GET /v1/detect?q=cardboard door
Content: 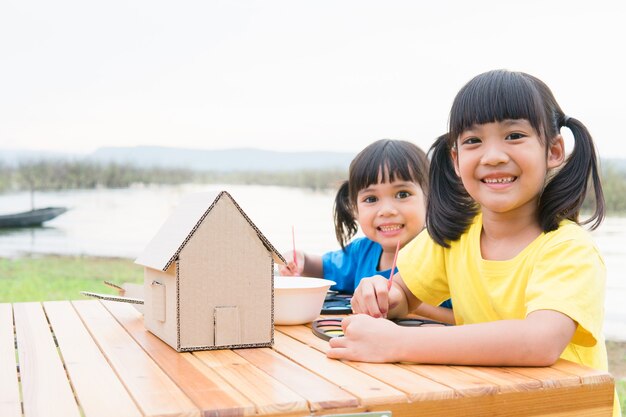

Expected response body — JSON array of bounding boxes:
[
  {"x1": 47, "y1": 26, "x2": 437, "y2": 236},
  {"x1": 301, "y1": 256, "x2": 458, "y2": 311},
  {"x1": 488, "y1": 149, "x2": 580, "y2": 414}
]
[{"x1": 214, "y1": 306, "x2": 241, "y2": 347}]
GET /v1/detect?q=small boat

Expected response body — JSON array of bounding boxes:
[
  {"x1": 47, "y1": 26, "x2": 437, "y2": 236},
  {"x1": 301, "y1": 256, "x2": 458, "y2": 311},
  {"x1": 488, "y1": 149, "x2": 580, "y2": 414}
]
[{"x1": 0, "y1": 207, "x2": 68, "y2": 228}]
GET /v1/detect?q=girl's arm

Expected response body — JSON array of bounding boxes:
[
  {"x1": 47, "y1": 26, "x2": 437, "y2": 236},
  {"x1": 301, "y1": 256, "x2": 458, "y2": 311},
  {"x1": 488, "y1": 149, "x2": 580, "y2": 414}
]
[
  {"x1": 412, "y1": 303, "x2": 456, "y2": 325},
  {"x1": 278, "y1": 251, "x2": 324, "y2": 277},
  {"x1": 327, "y1": 310, "x2": 576, "y2": 366},
  {"x1": 337, "y1": 272, "x2": 576, "y2": 365},
  {"x1": 302, "y1": 253, "x2": 323, "y2": 277}
]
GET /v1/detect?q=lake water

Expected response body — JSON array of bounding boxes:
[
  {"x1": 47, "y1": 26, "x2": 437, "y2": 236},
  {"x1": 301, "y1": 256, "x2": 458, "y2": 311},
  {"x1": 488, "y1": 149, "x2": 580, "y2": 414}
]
[{"x1": 1, "y1": 184, "x2": 625, "y2": 341}]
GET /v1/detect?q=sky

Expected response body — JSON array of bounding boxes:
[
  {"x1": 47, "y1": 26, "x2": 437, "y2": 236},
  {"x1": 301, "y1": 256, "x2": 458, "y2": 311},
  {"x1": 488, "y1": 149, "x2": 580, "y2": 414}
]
[{"x1": 1, "y1": 0, "x2": 625, "y2": 158}]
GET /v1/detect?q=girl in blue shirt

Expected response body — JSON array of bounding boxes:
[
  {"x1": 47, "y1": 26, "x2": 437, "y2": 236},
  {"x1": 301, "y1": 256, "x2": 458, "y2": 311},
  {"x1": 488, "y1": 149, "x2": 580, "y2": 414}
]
[{"x1": 280, "y1": 139, "x2": 453, "y2": 322}]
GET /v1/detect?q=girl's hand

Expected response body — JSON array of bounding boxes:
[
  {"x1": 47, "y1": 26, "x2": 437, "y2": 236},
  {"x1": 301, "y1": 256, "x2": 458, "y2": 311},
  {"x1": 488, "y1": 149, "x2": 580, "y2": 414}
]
[
  {"x1": 278, "y1": 250, "x2": 305, "y2": 276},
  {"x1": 351, "y1": 274, "x2": 403, "y2": 318},
  {"x1": 327, "y1": 314, "x2": 403, "y2": 362}
]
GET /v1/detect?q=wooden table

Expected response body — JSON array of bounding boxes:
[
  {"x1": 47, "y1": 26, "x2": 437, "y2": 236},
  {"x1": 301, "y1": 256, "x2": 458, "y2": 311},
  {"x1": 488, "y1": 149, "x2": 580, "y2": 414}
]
[{"x1": 0, "y1": 300, "x2": 615, "y2": 417}]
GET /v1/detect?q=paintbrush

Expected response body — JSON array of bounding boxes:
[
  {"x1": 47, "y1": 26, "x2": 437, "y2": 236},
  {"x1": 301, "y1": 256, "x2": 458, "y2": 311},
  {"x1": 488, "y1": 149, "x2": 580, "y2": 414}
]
[{"x1": 292, "y1": 225, "x2": 300, "y2": 276}]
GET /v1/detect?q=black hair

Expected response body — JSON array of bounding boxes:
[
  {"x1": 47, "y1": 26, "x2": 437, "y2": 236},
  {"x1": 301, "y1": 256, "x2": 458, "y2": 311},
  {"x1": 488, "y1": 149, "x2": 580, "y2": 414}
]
[
  {"x1": 427, "y1": 69, "x2": 605, "y2": 247},
  {"x1": 334, "y1": 139, "x2": 429, "y2": 249}
]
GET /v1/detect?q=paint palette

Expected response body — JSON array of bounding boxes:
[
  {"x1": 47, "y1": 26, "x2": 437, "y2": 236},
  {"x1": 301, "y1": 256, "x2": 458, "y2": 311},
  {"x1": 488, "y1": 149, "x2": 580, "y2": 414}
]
[
  {"x1": 320, "y1": 292, "x2": 352, "y2": 315},
  {"x1": 312, "y1": 317, "x2": 451, "y2": 341}
]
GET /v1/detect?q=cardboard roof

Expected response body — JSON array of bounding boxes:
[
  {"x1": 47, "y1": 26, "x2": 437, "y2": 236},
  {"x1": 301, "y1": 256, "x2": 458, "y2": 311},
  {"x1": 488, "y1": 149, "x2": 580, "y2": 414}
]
[{"x1": 135, "y1": 191, "x2": 285, "y2": 271}]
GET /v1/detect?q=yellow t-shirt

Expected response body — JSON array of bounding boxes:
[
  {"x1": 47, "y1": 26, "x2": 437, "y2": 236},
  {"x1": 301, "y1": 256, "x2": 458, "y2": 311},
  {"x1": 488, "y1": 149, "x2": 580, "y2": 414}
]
[{"x1": 399, "y1": 213, "x2": 620, "y2": 416}]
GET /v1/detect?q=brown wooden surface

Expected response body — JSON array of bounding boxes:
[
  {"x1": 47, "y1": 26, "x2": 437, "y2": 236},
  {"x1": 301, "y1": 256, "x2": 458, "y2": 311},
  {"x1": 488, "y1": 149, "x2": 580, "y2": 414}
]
[{"x1": 2, "y1": 300, "x2": 616, "y2": 417}]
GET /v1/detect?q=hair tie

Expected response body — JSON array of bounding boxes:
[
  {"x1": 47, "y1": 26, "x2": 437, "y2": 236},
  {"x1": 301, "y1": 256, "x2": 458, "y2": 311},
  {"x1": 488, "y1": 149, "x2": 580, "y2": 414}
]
[{"x1": 561, "y1": 115, "x2": 571, "y2": 126}]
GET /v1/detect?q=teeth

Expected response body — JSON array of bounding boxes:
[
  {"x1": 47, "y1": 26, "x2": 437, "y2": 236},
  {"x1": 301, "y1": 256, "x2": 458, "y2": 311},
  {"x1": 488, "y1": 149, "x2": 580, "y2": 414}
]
[
  {"x1": 379, "y1": 225, "x2": 402, "y2": 232},
  {"x1": 483, "y1": 177, "x2": 514, "y2": 184}
]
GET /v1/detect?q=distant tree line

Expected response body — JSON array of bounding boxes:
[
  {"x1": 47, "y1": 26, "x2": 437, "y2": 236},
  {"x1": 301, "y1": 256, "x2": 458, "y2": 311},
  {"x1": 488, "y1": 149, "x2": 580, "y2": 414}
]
[
  {"x1": 198, "y1": 169, "x2": 346, "y2": 191},
  {"x1": 2, "y1": 160, "x2": 194, "y2": 191},
  {"x1": 0, "y1": 160, "x2": 346, "y2": 193},
  {"x1": 1, "y1": 159, "x2": 625, "y2": 214}
]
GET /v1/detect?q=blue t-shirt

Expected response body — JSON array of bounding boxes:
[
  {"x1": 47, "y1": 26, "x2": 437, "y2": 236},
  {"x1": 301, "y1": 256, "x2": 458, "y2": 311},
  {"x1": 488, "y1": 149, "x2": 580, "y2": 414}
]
[
  {"x1": 322, "y1": 237, "x2": 453, "y2": 310},
  {"x1": 322, "y1": 237, "x2": 393, "y2": 293}
]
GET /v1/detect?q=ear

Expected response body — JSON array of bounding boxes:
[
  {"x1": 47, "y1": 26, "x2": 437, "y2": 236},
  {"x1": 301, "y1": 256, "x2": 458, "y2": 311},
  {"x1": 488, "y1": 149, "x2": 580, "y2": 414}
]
[
  {"x1": 450, "y1": 145, "x2": 461, "y2": 176},
  {"x1": 547, "y1": 135, "x2": 565, "y2": 169}
]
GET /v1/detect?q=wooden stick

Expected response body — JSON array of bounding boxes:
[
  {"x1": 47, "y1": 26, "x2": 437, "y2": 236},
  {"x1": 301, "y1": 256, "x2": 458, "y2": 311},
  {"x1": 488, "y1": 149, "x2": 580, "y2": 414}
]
[{"x1": 292, "y1": 225, "x2": 299, "y2": 275}]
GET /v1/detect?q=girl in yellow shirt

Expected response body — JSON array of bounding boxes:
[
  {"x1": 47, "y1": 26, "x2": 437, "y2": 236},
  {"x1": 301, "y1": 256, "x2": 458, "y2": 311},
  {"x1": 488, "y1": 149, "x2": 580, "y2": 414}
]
[{"x1": 326, "y1": 69, "x2": 619, "y2": 416}]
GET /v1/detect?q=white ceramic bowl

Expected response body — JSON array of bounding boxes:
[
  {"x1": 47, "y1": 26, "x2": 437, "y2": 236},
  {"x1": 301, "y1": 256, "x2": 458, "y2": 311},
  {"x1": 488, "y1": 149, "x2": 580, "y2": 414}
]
[{"x1": 274, "y1": 276, "x2": 336, "y2": 325}]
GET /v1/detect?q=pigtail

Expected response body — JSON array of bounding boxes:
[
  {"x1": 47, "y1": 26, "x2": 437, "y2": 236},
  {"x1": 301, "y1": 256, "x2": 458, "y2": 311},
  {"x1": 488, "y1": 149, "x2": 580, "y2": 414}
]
[
  {"x1": 427, "y1": 134, "x2": 477, "y2": 247},
  {"x1": 333, "y1": 180, "x2": 358, "y2": 250},
  {"x1": 539, "y1": 116, "x2": 605, "y2": 231}
]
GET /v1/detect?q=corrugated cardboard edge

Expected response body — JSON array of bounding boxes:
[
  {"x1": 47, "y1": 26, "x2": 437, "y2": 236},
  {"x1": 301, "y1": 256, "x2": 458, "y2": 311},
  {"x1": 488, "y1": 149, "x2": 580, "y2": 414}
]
[
  {"x1": 138, "y1": 190, "x2": 286, "y2": 272},
  {"x1": 80, "y1": 291, "x2": 145, "y2": 305},
  {"x1": 175, "y1": 341, "x2": 273, "y2": 352},
  {"x1": 176, "y1": 260, "x2": 181, "y2": 351},
  {"x1": 270, "y1": 259, "x2": 275, "y2": 344}
]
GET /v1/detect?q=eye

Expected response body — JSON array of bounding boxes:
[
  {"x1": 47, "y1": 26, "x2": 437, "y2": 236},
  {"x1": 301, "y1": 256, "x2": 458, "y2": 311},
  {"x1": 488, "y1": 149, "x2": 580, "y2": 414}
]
[
  {"x1": 396, "y1": 191, "x2": 411, "y2": 199},
  {"x1": 460, "y1": 136, "x2": 481, "y2": 146},
  {"x1": 505, "y1": 132, "x2": 525, "y2": 140},
  {"x1": 362, "y1": 195, "x2": 378, "y2": 204}
]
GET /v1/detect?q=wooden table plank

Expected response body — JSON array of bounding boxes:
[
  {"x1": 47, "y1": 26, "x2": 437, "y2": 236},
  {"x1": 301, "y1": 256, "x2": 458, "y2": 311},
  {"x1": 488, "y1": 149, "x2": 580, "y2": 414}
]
[
  {"x1": 278, "y1": 323, "x2": 456, "y2": 402},
  {"x1": 235, "y1": 345, "x2": 360, "y2": 412},
  {"x1": 448, "y1": 365, "x2": 543, "y2": 393},
  {"x1": 502, "y1": 364, "x2": 582, "y2": 388},
  {"x1": 13, "y1": 302, "x2": 81, "y2": 417},
  {"x1": 72, "y1": 300, "x2": 199, "y2": 417},
  {"x1": 102, "y1": 300, "x2": 257, "y2": 416},
  {"x1": 364, "y1": 383, "x2": 614, "y2": 417},
  {"x1": 273, "y1": 331, "x2": 408, "y2": 407},
  {"x1": 43, "y1": 301, "x2": 142, "y2": 417},
  {"x1": 0, "y1": 304, "x2": 21, "y2": 417},
  {"x1": 281, "y1": 320, "x2": 615, "y2": 417},
  {"x1": 550, "y1": 358, "x2": 616, "y2": 385},
  {"x1": 192, "y1": 348, "x2": 309, "y2": 416},
  {"x1": 278, "y1": 323, "x2": 331, "y2": 352}
]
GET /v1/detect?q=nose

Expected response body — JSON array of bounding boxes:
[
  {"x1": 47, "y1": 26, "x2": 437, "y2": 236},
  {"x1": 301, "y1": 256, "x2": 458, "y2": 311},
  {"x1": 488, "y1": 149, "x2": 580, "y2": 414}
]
[
  {"x1": 480, "y1": 142, "x2": 509, "y2": 166},
  {"x1": 378, "y1": 198, "x2": 398, "y2": 216}
]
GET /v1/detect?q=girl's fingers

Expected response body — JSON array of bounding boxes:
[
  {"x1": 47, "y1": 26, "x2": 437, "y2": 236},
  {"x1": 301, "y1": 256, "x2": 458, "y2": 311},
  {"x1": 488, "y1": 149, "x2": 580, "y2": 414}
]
[
  {"x1": 327, "y1": 316, "x2": 353, "y2": 356},
  {"x1": 341, "y1": 314, "x2": 353, "y2": 331},
  {"x1": 327, "y1": 315, "x2": 401, "y2": 362},
  {"x1": 374, "y1": 278, "x2": 390, "y2": 318},
  {"x1": 326, "y1": 345, "x2": 347, "y2": 359},
  {"x1": 278, "y1": 261, "x2": 299, "y2": 276},
  {"x1": 350, "y1": 286, "x2": 367, "y2": 314},
  {"x1": 352, "y1": 276, "x2": 388, "y2": 318},
  {"x1": 364, "y1": 286, "x2": 384, "y2": 318},
  {"x1": 328, "y1": 334, "x2": 347, "y2": 348}
]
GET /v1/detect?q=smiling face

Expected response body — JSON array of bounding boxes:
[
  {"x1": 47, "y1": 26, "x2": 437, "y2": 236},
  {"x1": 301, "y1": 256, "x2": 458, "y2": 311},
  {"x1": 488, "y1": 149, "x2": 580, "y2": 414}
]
[
  {"x1": 355, "y1": 174, "x2": 426, "y2": 252},
  {"x1": 450, "y1": 119, "x2": 564, "y2": 219}
]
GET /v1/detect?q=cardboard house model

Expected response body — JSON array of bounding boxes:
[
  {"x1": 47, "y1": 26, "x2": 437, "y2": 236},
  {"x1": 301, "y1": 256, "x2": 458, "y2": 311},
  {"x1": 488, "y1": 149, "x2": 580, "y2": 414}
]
[{"x1": 134, "y1": 191, "x2": 285, "y2": 352}]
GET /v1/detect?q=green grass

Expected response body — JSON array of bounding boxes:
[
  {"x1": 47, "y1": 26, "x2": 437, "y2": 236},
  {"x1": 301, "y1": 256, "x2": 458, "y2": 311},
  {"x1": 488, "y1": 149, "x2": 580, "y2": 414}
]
[{"x1": 0, "y1": 255, "x2": 143, "y2": 302}]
